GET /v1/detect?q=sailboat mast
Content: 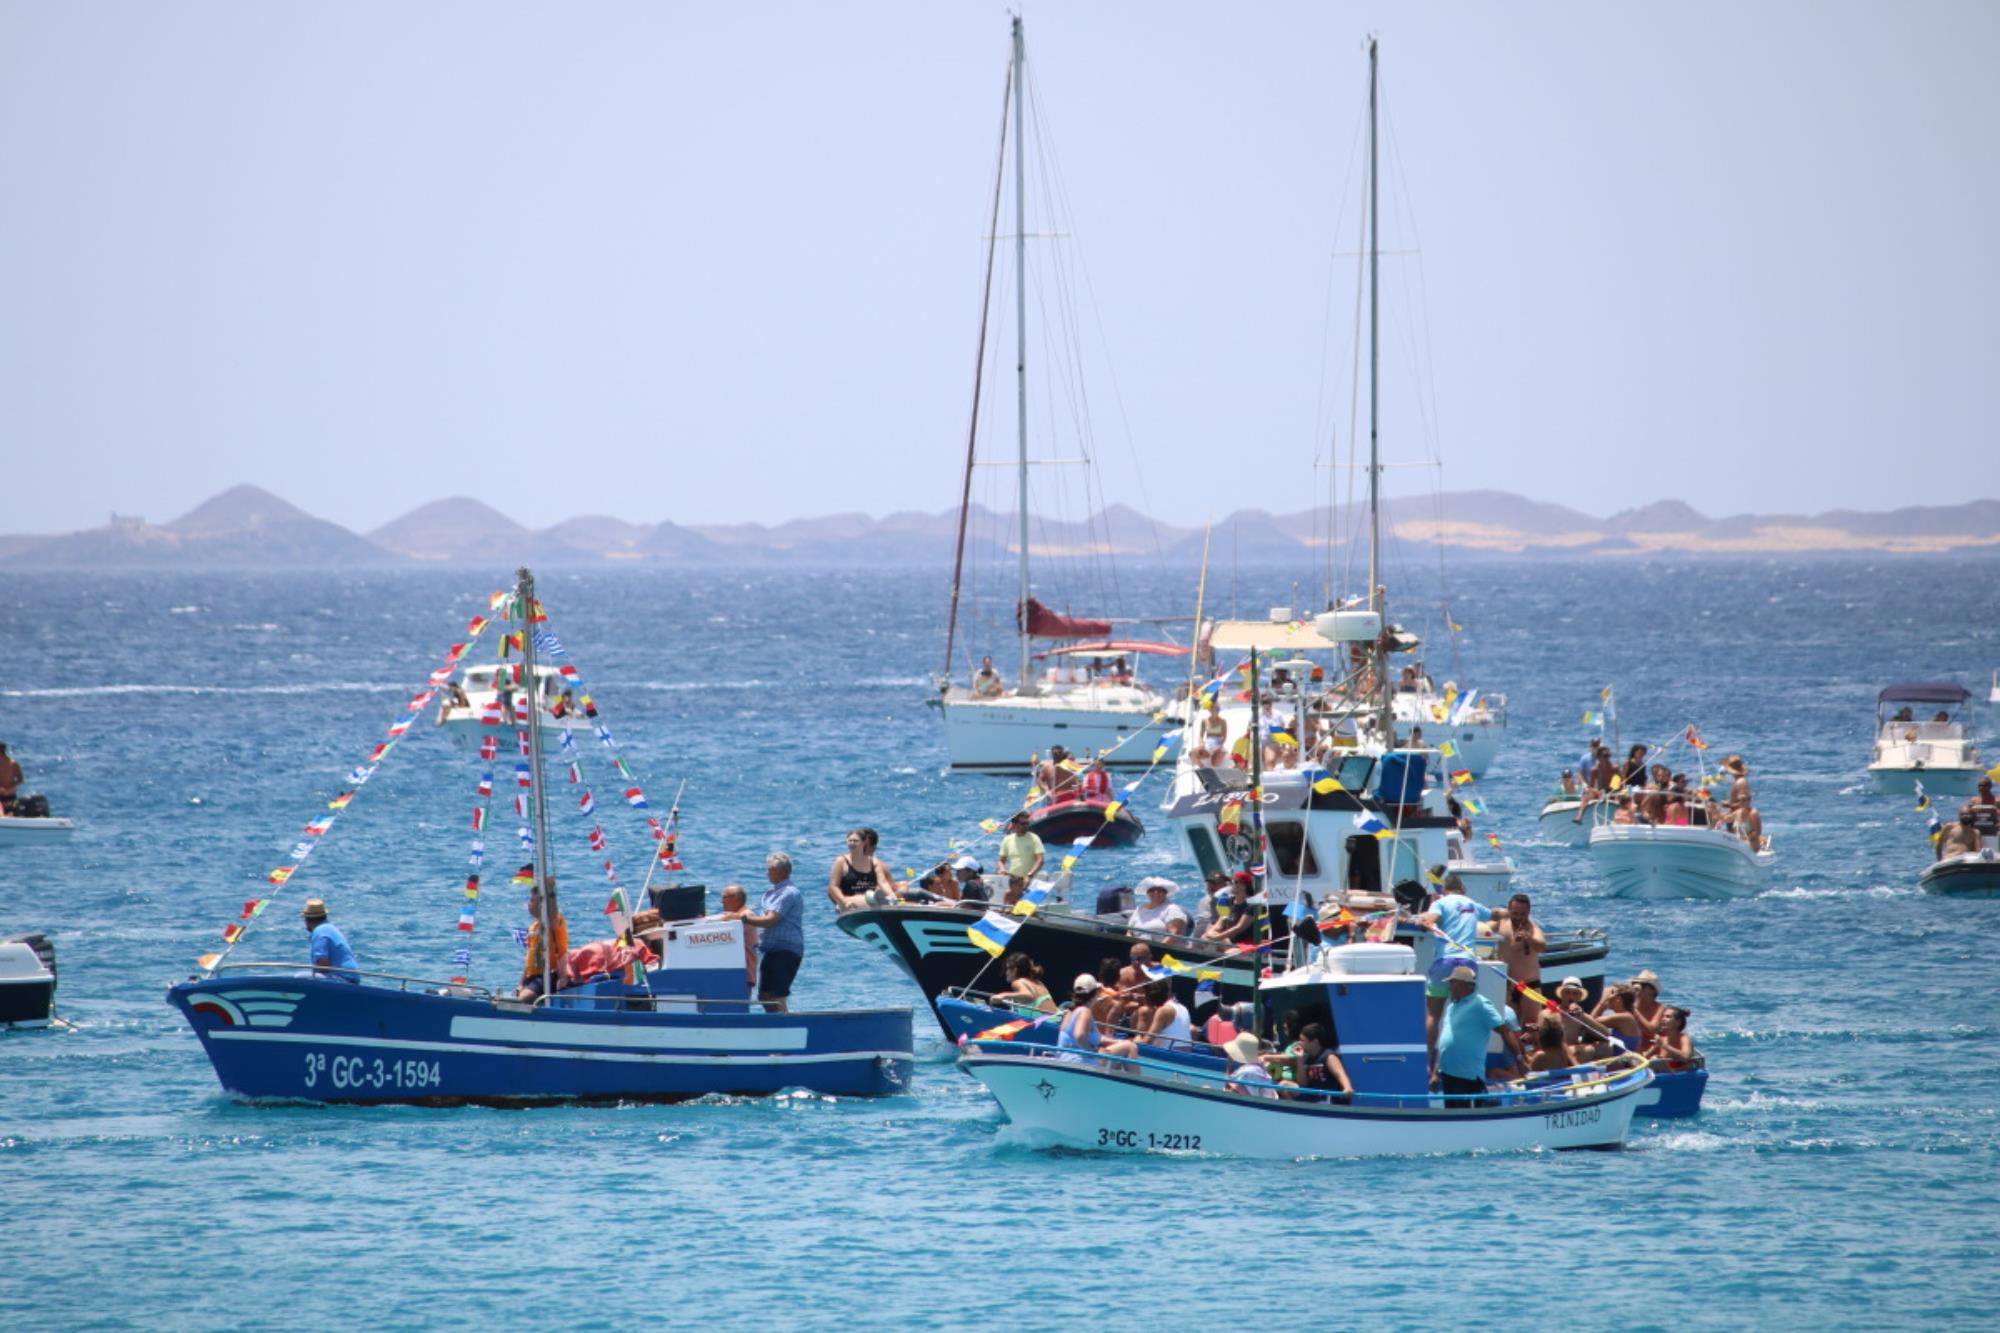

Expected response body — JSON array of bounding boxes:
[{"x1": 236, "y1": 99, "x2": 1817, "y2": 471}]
[
  {"x1": 1366, "y1": 38, "x2": 1381, "y2": 616},
  {"x1": 1012, "y1": 15, "x2": 1035, "y2": 696},
  {"x1": 517, "y1": 567, "x2": 557, "y2": 998},
  {"x1": 941, "y1": 63, "x2": 1014, "y2": 687}
]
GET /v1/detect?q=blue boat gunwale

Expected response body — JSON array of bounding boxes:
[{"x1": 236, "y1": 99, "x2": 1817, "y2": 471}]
[
  {"x1": 175, "y1": 961, "x2": 913, "y2": 1022},
  {"x1": 959, "y1": 1042, "x2": 1653, "y2": 1123}
]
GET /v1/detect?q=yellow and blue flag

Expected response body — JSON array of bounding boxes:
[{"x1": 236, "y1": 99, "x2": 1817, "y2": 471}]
[{"x1": 967, "y1": 910, "x2": 1020, "y2": 957}]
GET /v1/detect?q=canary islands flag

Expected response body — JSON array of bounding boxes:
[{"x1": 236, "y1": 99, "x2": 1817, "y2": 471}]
[{"x1": 967, "y1": 909, "x2": 1020, "y2": 957}]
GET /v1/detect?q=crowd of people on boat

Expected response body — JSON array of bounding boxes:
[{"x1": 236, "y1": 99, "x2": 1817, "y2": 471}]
[{"x1": 1557, "y1": 742, "x2": 1766, "y2": 849}]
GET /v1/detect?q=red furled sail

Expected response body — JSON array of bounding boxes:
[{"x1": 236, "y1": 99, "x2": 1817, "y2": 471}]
[{"x1": 1018, "y1": 597, "x2": 1112, "y2": 639}]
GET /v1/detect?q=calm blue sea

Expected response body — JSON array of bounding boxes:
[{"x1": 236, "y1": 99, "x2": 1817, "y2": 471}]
[{"x1": 3, "y1": 559, "x2": 1999, "y2": 1330}]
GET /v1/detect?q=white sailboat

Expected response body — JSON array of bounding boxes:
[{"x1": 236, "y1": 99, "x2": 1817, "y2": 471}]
[{"x1": 932, "y1": 19, "x2": 1180, "y2": 773}]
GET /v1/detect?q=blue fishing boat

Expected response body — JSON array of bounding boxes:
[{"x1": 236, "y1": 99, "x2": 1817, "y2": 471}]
[
  {"x1": 169, "y1": 964, "x2": 910, "y2": 1106},
  {"x1": 167, "y1": 568, "x2": 913, "y2": 1106}
]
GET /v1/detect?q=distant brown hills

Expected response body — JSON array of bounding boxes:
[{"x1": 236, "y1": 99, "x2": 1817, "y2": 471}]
[{"x1": 3, "y1": 484, "x2": 1997, "y2": 567}]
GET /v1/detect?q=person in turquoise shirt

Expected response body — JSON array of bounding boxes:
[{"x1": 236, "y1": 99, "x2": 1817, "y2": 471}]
[{"x1": 1433, "y1": 965, "x2": 1522, "y2": 1105}]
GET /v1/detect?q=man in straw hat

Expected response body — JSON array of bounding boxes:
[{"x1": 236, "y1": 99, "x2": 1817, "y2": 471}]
[
  {"x1": 1432, "y1": 964, "x2": 1523, "y2": 1106},
  {"x1": 302, "y1": 898, "x2": 360, "y2": 984}
]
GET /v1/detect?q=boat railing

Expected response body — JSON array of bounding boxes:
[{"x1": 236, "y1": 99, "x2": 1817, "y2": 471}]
[
  {"x1": 962, "y1": 1038, "x2": 1651, "y2": 1109},
  {"x1": 198, "y1": 961, "x2": 499, "y2": 998}
]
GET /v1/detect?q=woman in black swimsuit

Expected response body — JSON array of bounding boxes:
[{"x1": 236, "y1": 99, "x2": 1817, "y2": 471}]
[{"x1": 827, "y1": 827, "x2": 895, "y2": 912}]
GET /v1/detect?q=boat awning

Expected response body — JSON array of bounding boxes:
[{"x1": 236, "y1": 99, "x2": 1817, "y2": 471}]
[
  {"x1": 1033, "y1": 640, "x2": 1189, "y2": 660},
  {"x1": 1205, "y1": 619, "x2": 1344, "y2": 652},
  {"x1": 1878, "y1": 682, "x2": 1969, "y2": 705}
]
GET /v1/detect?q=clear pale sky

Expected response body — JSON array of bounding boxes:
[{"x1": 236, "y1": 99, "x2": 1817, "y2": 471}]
[{"x1": 2, "y1": 2, "x2": 1994, "y2": 535}]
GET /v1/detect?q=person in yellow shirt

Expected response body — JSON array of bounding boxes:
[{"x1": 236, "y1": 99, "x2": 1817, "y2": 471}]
[{"x1": 998, "y1": 811, "x2": 1045, "y2": 906}]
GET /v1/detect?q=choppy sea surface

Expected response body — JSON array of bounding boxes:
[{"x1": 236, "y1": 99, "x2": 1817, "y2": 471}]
[{"x1": 3, "y1": 559, "x2": 1999, "y2": 1330}]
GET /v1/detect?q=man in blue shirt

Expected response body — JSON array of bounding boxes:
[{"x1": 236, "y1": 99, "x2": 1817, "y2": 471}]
[
  {"x1": 1433, "y1": 965, "x2": 1523, "y2": 1105},
  {"x1": 303, "y1": 898, "x2": 360, "y2": 984},
  {"x1": 734, "y1": 852, "x2": 804, "y2": 1013},
  {"x1": 1413, "y1": 876, "x2": 1504, "y2": 1066}
]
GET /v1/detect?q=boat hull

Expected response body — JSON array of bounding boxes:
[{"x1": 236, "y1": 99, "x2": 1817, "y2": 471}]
[
  {"x1": 167, "y1": 972, "x2": 913, "y2": 1105},
  {"x1": 1919, "y1": 851, "x2": 2000, "y2": 898},
  {"x1": 1869, "y1": 765, "x2": 1979, "y2": 797},
  {"x1": 960, "y1": 1050, "x2": 1648, "y2": 1158},
  {"x1": 939, "y1": 695, "x2": 1174, "y2": 772},
  {"x1": 1537, "y1": 800, "x2": 1592, "y2": 848},
  {"x1": 0, "y1": 816, "x2": 75, "y2": 847},
  {"x1": 1634, "y1": 1067, "x2": 1708, "y2": 1119},
  {"x1": 1025, "y1": 800, "x2": 1144, "y2": 848},
  {"x1": 1588, "y1": 825, "x2": 1772, "y2": 900}
]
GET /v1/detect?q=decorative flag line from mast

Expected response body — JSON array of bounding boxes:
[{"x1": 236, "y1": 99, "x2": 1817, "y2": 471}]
[
  {"x1": 449, "y1": 728, "x2": 501, "y2": 984},
  {"x1": 202, "y1": 606, "x2": 499, "y2": 970}
]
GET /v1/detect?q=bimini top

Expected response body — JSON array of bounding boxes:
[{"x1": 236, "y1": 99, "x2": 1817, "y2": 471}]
[{"x1": 1878, "y1": 682, "x2": 1969, "y2": 705}]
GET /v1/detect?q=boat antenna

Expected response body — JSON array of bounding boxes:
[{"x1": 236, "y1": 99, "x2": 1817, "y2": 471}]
[
  {"x1": 1246, "y1": 646, "x2": 1269, "y2": 1037},
  {"x1": 517, "y1": 567, "x2": 558, "y2": 1000},
  {"x1": 941, "y1": 58, "x2": 1013, "y2": 688},
  {"x1": 1011, "y1": 15, "x2": 1036, "y2": 698},
  {"x1": 1184, "y1": 518, "x2": 1213, "y2": 706}
]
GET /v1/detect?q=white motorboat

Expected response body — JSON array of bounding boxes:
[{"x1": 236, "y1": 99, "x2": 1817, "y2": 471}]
[
  {"x1": 1919, "y1": 847, "x2": 2000, "y2": 898},
  {"x1": 960, "y1": 937, "x2": 1649, "y2": 1159},
  {"x1": 435, "y1": 662, "x2": 571, "y2": 741},
  {"x1": 1868, "y1": 682, "x2": 1981, "y2": 796},
  {"x1": 1588, "y1": 822, "x2": 1774, "y2": 900},
  {"x1": 930, "y1": 20, "x2": 1185, "y2": 774},
  {"x1": 0, "y1": 813, "x2": 75, "y2": 847},
  {"x1": 1537, "y1": 798, "x2": 1593, "y2": 848},
  {"x1": 0, "y1": 933, "x2": 57, "y2": 1027}
]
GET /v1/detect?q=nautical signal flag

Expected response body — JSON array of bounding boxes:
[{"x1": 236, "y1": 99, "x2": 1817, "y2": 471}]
[
  {"x1": 480, "y1": 735, "x2": 498, "y2": 761},
  {"x1": 578, "y1": 790, "x2": 596, "y2": 816},
  {"x1": 515, "y1": 764, "x2": 532, "y2": 788},
  {"x1": 1450, "y1": 770, "x2": 1473, "y2": 786},
  {"x1": 1914, "y1": 782, "x2": 1930, "y2": 812},
  {"x1": 1217, "y1": 801, "x2": 1243, "y2": 834},
  {"x1": 1312, "y1": 776, "x2": 1345, "y2": 795},
  {"x1": 472, "y1": 807, "x2": 487, "y2": 831},
  {"x1": 1608, "y1": 772, "x2": 1624, "y2": 791},
  {"x1": 464, "y1": 876, "x2": 480, "y2": 899},
  {"x1": 477, "y1": 774, "x2": 493, "y2": 798},
  {"x1": 967, "y1": 909, "x2": 1020, "y2": 957},
  {"x1": 329, "y1": 792, "x2": 354, "y2": 810},
  {"x1": 222, "y1": 923, "x2": 244, "y2": 943},
  {"x1": 1684, "y1": 725, "x2": 1708, "y2": 751},
  {"x1": 589, "y1": 825, "x2": 607, "y2": 852},
  {"x1": 1438, "y1": 741, "x2": 1456, "y2": 759},
  {"x1": 457, "y1": 910, "x2": 475, "y2": 932},
  {"x1": 1013, "y1": 878, "x2": 1055, "y2": 918},
  {"x1": 979, "y1": 818, "x2": 1002, "y2": 834},
  {"x1": 1460, "y1": 795, "x2": 1484, "y2": 816},
  {"x1": 1352, "y1": 812, "x2": 1394, "y2": 840},
  {"x1": 267, "y1": 866, "x2": 295, "y2": 886},
  {"x1": 512, "y1": 866, "x2": 535, "y2": 885},
  {"x1": 1486, "y1": 832, "x2": 1503, "y2": 849},
  {"x1": 466, "y1": 615, "x2": 488, "y2": 637},
  {"x1": 481, "y1": 702, "x2": 503, "y2": 726},
  {"x1": 305, "y1": 817, "x2": 333, "y2": 836},
  {"x1": 240, "y1": 899, "x2": 267, "y2": 920},
  {"x1": 1102, "y1": 800, "x2": 1124, "y2": 822}
]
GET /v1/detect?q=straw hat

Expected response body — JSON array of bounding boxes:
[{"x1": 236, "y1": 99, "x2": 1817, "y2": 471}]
[
  {"x1": 1223, "y1": 1031, "x2": 1263, "y2": 1065},
  {"x1": 302, "y1": 898, "x2": 328, "y2": 921},
  {"x1": 1721, "y1": 755, "x2": 1747, "y2": 776},
  {"x1": 1631, "y1": 969, "x2": 1661, "y2": 990}
]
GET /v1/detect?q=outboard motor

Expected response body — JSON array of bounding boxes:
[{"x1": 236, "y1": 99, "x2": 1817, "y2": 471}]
[
  {"x1": 1095, "y1": 885, "x2": 1134, "y2": 916},
  {"x1": 15, "y1": 794, "x2": 50, "y2": 819}
]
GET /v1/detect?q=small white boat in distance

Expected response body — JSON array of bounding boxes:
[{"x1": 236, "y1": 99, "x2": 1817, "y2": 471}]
[
  {"x1": 1869, "y1": 682, "x2": 1980, "y2": 796},
  {"x1": 1990, "y1": 670, "x2": 2000, "y2": 705},
  {"x1": 0, "y1": 933, "x2": 57, "y2": 1027},
  {"x1": 1538, "y1": 797, "x2": 1592, "y2": 848},
  {"x1": 1589, "y1": 821, "x2": 1773, "y2": 900},
  {"x1": 435, "y1": 663, "x2": 570, "y2": 739},
  {"x1": 0, "y1": 814, "x2": 75, "y2": 847}
]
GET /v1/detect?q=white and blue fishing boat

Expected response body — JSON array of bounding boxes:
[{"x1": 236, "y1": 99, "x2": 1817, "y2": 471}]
[
  {"x1": 959, "y1": 940, "x2": 1651, "y2": 1158},
  {"x1": 167, "y1": 569, "x2": 913, "y2": 1106},
  {"x1": 1537, "y1": 797, "x2": 1592, "y2": 848}
]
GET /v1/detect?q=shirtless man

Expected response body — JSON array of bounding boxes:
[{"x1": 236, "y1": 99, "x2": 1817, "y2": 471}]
[
  {"x1": 1959, "y1": 778, "x2": 2000, "y2": 851},
  {"x1": 0, "y1": 742, "x2": 22, "y2": 816},
  {"x1": 1492, "y1": 893, "x2": 1547, "y2": 1025},
  {"x1": 1721, "y1": 755, "x2": 1752, "y2": 811}
]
